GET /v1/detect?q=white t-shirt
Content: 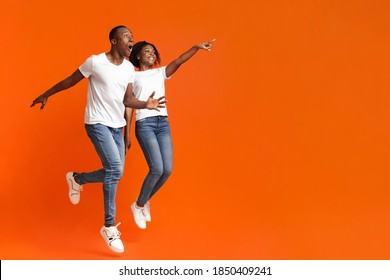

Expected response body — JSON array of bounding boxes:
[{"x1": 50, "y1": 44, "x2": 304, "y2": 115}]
[
  {"x1": 79, "y1": 53, "x2": 135, "y2": 128},
  {"x1": 132, "y1": 67, "x2": 170, "y2": 121}
]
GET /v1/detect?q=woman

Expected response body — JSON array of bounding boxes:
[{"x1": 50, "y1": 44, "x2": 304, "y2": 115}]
[{"x1": 128, "y1": 39, "x2": 215, "y2": 229}]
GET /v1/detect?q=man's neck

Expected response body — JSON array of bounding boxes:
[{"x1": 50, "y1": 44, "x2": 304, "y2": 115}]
[{"x1": 105, "y1": 50, "x2": 124, "y2": 65}]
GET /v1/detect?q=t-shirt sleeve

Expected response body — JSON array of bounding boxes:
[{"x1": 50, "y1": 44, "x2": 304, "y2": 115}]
[
  {"x1": 162, "y1": 66, "x2": 171, "y2": 80},
  {"x1": 79, "y1": 56, "x2": 94, "y2": 78},
  {"x1": 128, "y1": 65, "x2": 135, "y2": 84}
]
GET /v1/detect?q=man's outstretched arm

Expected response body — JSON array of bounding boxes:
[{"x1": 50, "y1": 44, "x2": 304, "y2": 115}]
[{"x1": 30, "y1": 69, "x2": 85, "y2": 110}]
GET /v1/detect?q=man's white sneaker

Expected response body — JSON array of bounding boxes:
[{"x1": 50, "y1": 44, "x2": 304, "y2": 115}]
[
  {"x1": 144, "y1": 201, "x2": 151, "y2": 222},
  {"x1": 131, "y1": 202, "x2": 147, "y2": 229},
  {"x1": 66, "y1": 172, "x2": 83, "y2": 205},
  {"x1": 100, "y1": 223, "x2": 124, "y2": 253}
]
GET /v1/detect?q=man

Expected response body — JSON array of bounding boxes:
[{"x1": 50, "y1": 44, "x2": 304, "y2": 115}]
[{"x1": 30, "y1": 25, "x2": 165, "y2": 253}]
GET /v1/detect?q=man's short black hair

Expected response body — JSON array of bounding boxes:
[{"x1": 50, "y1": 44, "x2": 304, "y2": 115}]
[{"x1": 109, "y1": 25, "x2": 127, "y2": 41}]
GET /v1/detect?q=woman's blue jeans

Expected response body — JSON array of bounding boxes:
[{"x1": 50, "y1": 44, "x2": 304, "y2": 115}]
[
  {"x1": 135, "y1": 116, "x2": 173, "y2": 205},
  {"x1": 77, "y1": 124, "x2": 125, "y2": 227}
]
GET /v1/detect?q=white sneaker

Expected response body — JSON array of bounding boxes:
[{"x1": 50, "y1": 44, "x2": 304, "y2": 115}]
[
  {"x1": 144, "y1": 201, "x2": 151, "y2": 222},
  {"x1": 131, "y1": 202, "x2": 147, "y2": 229},
  {"x1": 66, "y1": 172, "x2": 83, "y2": 205},
  {"x1": 100, "y1": 223, "x2": 124, "y2": 253}
]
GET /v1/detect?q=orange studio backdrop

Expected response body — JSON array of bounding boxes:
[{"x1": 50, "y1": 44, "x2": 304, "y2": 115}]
[{"x1": 1, "y1": 0, "x2": 390, "y2": 259}]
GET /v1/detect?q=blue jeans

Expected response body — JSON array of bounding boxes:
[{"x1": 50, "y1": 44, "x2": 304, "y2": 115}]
[
  {"x1": 136, "y1": 116, "x2": 173, "y2": 205},
  {"x1": 76, "y1": 124, "x2": 125, "y2": 227}
]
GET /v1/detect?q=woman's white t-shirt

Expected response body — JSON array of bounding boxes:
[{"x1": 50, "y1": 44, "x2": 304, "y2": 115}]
[{"x1": 132, "y1": 67, "x2": 170, "y2": 121}]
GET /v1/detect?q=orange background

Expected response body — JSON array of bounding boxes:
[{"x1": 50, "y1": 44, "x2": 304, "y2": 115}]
[{"x1": 1, "y1": 0, "x2": 390, "y2": 260}]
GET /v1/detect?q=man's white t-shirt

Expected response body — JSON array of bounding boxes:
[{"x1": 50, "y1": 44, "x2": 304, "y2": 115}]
[
  {"x1": 132, "y1": 67, "x2": 170, "y2": 121},
  {"x1": 79, "y1": 53, "x2": 135, "y2": 128}
]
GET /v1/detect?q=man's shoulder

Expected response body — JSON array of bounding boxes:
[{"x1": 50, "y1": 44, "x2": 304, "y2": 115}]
[
  {"x1": 81, "y1": 53, "x2": 104, "y2": 64},
  {"x1": 89, "y1": 53, "x2": 105, "y2": 61}
]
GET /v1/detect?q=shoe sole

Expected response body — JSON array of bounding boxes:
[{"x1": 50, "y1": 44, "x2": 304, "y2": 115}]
[{"x1": 66, "y1": 172, "x2": 79, "y2": 205}]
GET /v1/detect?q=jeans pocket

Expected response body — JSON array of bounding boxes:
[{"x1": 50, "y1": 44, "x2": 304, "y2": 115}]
[{"x1": 136, "y1": 118, "x2": 148, "y2": 123}]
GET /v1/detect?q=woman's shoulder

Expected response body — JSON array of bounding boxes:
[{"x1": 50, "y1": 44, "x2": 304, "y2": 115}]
[{"x1": 135, "y1": 67, "x2": 166, "y2": 76}]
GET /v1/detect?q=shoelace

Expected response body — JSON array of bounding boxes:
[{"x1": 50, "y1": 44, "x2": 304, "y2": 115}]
[
  {"x1": 134, "y1": 203, "x2": 147, "y2": 216},
  {"x1": 111, "y1": 222, "x2": 122, "y2": 238}
]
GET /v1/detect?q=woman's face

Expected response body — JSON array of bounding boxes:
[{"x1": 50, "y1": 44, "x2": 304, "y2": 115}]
[{"x1": 138, "y1": 44, "x2": 157, "y2": 67}]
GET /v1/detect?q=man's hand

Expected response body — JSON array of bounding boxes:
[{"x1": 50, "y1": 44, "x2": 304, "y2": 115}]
[
  {"x1": 30, "y1": 94, "x2": 48, "y2": 110},
  {"x1": 146, "y1": 91, "x2": 167, "y2": 111},
  {"x1": 124, "y1": 134, "x2": 131, "y2": 155}
]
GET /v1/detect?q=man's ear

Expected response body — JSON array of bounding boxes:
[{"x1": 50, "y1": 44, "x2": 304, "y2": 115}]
[{"x1": 111, "y1": 39, "x2": 117, "y2": 45}]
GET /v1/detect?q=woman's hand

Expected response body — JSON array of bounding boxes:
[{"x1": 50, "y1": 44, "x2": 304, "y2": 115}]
[{"x1": 196, "y1": 39, "x2": 216, "y2": 51}]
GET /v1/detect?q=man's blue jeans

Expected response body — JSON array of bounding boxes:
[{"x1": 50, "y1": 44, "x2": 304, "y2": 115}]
[
  {"x1": 135, "y1": 116, "x2": 173, "y2": 205},
  {"x1": 77, "y1": 124, "x2": 125, "y2": 227}
]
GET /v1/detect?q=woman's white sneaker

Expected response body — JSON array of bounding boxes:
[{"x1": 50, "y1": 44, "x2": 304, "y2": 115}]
[
  {"x1": 131, "y1": 202, "x2": 147, "y2": 229},
  {"x1": 144, "y1": 201, "x2": 151, "y2": 222},
  {"x1": 100, "y1": 223, "x2": 124, "y2": 253}
]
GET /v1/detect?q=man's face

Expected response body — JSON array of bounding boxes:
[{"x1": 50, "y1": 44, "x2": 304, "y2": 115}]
[{"x1": 114, "y1": 27, "x2": 134, "y2": 58}]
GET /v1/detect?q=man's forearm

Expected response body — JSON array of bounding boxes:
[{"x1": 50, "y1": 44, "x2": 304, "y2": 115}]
[
  {"x1": 42, "y1": 70, "x2": 84, "y2": 98},
  {"x1": 123, "y1": 95, "x2": 147, "y2": 109}
]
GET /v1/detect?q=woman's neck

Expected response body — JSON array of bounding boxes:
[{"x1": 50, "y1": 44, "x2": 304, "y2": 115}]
[{"x1": 139, "y1": 64, "x2": 152, "y2": 71}]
